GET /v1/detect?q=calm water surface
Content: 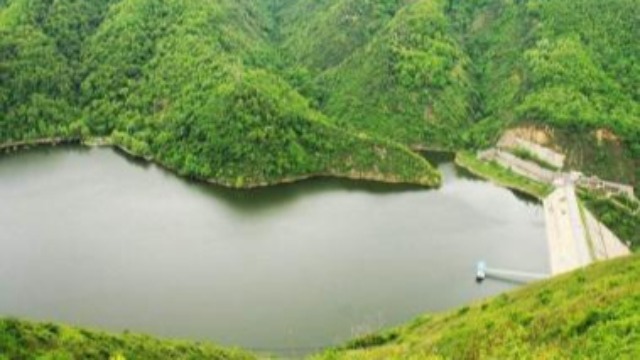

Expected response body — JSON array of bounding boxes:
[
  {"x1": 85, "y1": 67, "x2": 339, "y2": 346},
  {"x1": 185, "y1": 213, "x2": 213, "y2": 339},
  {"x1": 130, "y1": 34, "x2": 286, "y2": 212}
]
[{"x1": 0, "y1": 147, "x2": 548, "y2": 353}]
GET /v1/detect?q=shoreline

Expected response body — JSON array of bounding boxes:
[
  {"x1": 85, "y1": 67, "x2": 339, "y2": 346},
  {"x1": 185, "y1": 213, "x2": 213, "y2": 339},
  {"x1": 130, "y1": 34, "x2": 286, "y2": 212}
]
[
  {"x1": 115, "y1": 145, "x2": 440, "y2": 190},
  {"x1": 454, "y1": 152, "x2": 552, "y2": 200},
  {"x1": 1, "y1": 137, "x2": 440, "y2": 190},
  {"x1": 0, "y1": 137, "x2": 81, "y2": 151}
]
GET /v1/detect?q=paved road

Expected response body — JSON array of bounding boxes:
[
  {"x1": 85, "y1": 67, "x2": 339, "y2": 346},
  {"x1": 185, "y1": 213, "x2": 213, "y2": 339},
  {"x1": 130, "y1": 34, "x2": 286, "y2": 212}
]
[
  {"x1": 544, "y1": 184, "x2": 593, "y2": 274},
  {"x1": 564, "y1": 184, "x2": 593, "y2": 266}
]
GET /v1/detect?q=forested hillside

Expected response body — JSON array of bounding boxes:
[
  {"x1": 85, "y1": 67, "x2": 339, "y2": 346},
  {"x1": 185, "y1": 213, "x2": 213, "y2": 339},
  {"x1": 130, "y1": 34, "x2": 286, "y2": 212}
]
[
  {"x1": 452, "y1": 0, "x2": 640, "y2": 186},
  {"x1": 318, "y1": 0, "x2": 474, "y2": 148},
  {"x1": 1, "y1": 0, "x2": 638, "y2": 188},
  {"x1": 0, "y1": 0, "x2": 439, "y2": 188}
]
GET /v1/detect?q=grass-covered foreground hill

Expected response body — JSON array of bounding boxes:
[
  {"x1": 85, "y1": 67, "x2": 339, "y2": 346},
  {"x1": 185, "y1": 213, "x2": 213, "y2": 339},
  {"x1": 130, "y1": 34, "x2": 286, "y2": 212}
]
[
  {"x1": 1, "y1": 0, "x2": 638, "y2": 188},
  {"x1": 0, "y1": 318, "x2": 256, "y2": 360},
  {"x1": 2, "y1": 254, "x2": 639, "y2": 359}
]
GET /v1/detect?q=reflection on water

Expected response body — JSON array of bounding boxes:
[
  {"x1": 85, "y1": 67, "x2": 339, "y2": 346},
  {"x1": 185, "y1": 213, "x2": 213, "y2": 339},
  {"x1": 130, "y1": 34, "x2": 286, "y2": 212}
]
[
  {"x1": 452, "y1": 163, "x2": 484, "y2": 181},
  {"x1": 420, "y1": 150, "x2": 456, "y2": 166},
  {"x1": 114, "y1": 146, "x2": 433, "y2": 214},
  {"x1": 509, "y1": 189, "x2": 542, "y2": 205},
  {"x1": 0, "y1": 146, "x2": 548, "y2": 352},
  {"x1": 196, "y1": 177, "x2": 431, "y2": 215}
]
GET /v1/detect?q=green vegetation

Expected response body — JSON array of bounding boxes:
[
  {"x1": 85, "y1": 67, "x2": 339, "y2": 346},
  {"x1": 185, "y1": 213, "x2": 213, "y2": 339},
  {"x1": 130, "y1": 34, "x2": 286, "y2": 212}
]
[
  {"x1": 316, "y1": 254, "x2": 640, "y2": 359},
  {"x1": 455, "y1": 152, "x2": 553, "y2": 199},
  {"x1": 452, "y1": 0, "x2": 640, "y2": 187},
  {"x1": 0, "y1": 318, "x2": 255, "y2": 360},
  {"x1": 0, "y1": 0, "x2": 439, "y2": 188},
  {"x1": 510, "y1": 146, "x2": 560, "y2": 171},
  {"x1": 274, "y1": 0, "x2": 406, "y2": 72},
  {"x1": 272, "y1": 0, "x2": 639, "y2": 186},
  {"x1": 1, "y1": 1, "x2": 638, "y2": 358},
  {"x1": 553, "y1": 130, "x2": 639, "y2": 191},
  {"x1": 317, "y1": 0, "x2": 474, "y2": 148},
  {"x1": 581, "y1": 192, "x2": 640, "y2": 251},
  {"x1": 2, "y1": 0, "x2": 638, "y2": 188}
]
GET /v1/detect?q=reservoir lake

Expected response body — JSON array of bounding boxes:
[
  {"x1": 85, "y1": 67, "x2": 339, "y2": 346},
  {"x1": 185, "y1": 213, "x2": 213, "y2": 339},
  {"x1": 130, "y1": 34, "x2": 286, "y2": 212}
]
[{"x1": 0, "y1": 146, "x2": 548, "y2": 353}]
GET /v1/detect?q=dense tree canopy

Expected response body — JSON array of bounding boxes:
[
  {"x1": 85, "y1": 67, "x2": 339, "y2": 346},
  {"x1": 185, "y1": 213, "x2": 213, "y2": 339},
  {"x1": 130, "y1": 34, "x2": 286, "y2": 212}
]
[
  {"x1": 0, "y1": 0, "x2": 637, "y2": 187},
  {"x1": 0, "y1": 0, "x2": 439, "y2": 187}
]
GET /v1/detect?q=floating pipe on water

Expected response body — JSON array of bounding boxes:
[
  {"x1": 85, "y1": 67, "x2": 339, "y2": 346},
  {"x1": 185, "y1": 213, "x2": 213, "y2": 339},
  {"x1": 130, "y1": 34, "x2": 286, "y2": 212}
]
[{"x1": 476, "y1": 261, "x2": 548, "y2": 284}]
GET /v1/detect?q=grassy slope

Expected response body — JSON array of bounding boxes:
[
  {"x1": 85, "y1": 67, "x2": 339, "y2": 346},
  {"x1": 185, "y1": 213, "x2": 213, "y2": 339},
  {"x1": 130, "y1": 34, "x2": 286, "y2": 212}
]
[
  {"x1": 315, "y1": 254, "x2": 640, "y2": 359},
  {"x1": 0, "y1": 318, "x2": 255, "y2": 360},
  {"x1": 455, "y1": 152, "x2": 553, "y2": 200}
]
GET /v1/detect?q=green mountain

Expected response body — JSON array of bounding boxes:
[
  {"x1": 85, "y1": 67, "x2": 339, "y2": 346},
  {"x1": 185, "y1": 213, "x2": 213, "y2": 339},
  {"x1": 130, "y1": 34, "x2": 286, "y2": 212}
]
[
  {"x1": 1, "y1": 0, "x2": 638, "y2": 189},
  {"x1": 2, "y1": 254, "x2": 639, "y2": 359},
  {"x1": 272, "y1": 0, "x2": 639, "y2": 185},
  {"x1": 455, "y1": 0, "x2": 640, "y2": 186},
  {"x1": 0, "y1": 0, "x2": 439, "y2": 188},
  {"x1": 316, "y1": 0, "x2": 474, "y2": 148}
]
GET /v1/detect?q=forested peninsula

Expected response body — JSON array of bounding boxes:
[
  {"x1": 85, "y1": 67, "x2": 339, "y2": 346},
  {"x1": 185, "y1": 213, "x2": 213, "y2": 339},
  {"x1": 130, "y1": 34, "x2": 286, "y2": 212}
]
[{"x1": 1, "y1": 0, "x2": 638, "y2": 189}]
